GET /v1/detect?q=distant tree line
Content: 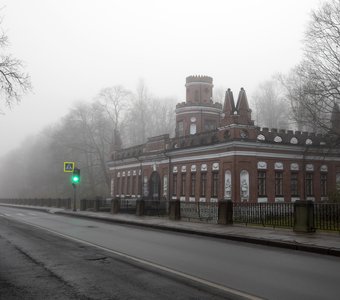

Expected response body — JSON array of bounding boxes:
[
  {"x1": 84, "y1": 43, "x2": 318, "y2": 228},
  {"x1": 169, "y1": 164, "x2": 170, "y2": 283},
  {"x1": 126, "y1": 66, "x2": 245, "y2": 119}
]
[
  {"x1": 252, "y1": 0, "x2": 340, "y2": 144},
  {"x1": 0, "y1": 81, "x2": 176, "y2": 199}
]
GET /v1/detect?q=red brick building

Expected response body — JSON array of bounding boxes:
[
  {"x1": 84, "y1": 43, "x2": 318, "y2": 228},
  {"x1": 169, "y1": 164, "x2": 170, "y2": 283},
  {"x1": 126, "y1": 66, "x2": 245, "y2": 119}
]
[{"x1": 107, "y1": 75, "x2": 340, "y2": 203}]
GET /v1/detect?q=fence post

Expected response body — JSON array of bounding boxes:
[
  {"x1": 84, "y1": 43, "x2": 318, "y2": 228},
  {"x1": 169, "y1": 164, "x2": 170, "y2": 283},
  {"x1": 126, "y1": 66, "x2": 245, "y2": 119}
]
[
  {"x1": 94, "y1": 197, "x2": 101, "y2": 212},
  {"x1": 67, "y1": 198, "x2": 71, "y2": 209},
  {"x1": 111, "y1": 198, "x2": 120, "y2": 214},
  {"x1": 136, "y1": 199, "x2": 145, "y2": 216},
  {"x1": 80, "y1": 199, "x2": 86, "y2": 211},
  {"x1": 293, "y1": 200, "x2": 315, "y2": 233},
  {"x1": 169, "y1": 199, "x2": 180, "y2": 220},
  {"x1": 218, "y1": 200, "x2": 233, "y2": 225}
]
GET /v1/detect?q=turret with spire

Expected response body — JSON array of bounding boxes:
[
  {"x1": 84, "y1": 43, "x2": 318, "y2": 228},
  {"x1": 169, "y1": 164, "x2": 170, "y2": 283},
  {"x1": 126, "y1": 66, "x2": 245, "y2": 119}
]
[{"x1": 220, "y1": 87, "x2": 254, "y2": 126}]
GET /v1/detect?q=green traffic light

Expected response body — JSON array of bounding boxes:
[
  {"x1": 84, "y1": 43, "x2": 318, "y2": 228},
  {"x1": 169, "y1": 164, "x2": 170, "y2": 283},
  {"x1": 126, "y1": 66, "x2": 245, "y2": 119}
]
[
  {"x1": 71, "y1": 168, "x2": 80, "y2": 184},
  {"x1": 72, "y1": 176, "x2": 79, "y2": 183}
]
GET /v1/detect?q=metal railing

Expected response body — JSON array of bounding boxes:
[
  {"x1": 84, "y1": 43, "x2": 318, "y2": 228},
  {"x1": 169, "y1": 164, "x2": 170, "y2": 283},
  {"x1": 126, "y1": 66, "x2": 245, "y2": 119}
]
[
  {"x1": 233, "y1": 203, "x2": 294, "y2": 228},
  {"x1": 119, "y1": 198, "x2": 137, "y2": 214},
  {"x1": 143, "y1": 200, "x2": 167, "y2": 216},
  {"x1": 180, "y1": 202, "x2": 218, "y2": 223},
  {"x1": 2, "y1": 197, "x2": 340, "y2": 232},
  {"x1": 80, "y1": 198, "x2": 112, "y2": 212},
  {"x1": 314, "y1": 203, "x2": 340, "y2": 231},
  {"x1": 0, "y1": 198, "x2": 71, "y2": 209}
]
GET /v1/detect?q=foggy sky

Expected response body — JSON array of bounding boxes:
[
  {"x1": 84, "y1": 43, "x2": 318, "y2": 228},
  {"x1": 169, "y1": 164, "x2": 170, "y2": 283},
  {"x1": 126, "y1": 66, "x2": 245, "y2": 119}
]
[{"x1": 0, "y1": 0, "x2": 321, "y2": 157}]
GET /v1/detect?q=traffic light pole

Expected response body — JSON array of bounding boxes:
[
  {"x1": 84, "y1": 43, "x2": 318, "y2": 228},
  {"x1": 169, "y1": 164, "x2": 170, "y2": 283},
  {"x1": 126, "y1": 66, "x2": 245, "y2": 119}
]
[{"x1": 72, "y1": 183, "x2": 77, "y2": 212}]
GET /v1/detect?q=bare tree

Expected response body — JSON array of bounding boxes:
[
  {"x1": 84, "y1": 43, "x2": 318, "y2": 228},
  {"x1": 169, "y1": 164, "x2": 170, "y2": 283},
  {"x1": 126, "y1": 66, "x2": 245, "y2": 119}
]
[
  {"x1": 213, "y1": 86, "x2": 226, "y2": 104},
  {"x1": 284, "y1": 0, "x2": 340, "y2": 137},
  {"x1": 122, "y1": 79, "x2": 151, "y2": 146},
  {"x1": 252, "y1": 78, "x2": 290, "y2": 129},
  {"x1": 147, "y1": 97, "x2": 176, "y2": 137},
  {"x1": 0, "y1": 17, "x2": 31, "y2": 110},
  {"x1": 98, "y1": 85, "x2": 130, "y2": 130}
]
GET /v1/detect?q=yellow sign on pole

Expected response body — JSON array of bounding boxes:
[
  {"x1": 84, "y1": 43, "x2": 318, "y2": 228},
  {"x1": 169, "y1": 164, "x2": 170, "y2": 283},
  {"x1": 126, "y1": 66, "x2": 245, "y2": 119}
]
[{"x1": 64, "y1": 162, "x2": 75, "y2": 172}]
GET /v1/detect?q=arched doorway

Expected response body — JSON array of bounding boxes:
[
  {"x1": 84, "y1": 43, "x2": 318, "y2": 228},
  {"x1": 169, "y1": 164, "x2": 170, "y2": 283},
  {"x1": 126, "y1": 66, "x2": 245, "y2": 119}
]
[{"x1": 149, "y1": 171, "x2": 161, "y2": 201}]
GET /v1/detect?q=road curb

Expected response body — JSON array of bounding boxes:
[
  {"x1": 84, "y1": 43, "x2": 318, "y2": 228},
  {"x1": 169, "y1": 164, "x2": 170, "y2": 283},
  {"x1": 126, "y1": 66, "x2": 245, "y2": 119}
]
[
  {"x1": 55, "y1": 210, "x2": 340, "y2": 258},
  {"x1": 2, "y1": 204, "x2": 339, "y2": 257}
]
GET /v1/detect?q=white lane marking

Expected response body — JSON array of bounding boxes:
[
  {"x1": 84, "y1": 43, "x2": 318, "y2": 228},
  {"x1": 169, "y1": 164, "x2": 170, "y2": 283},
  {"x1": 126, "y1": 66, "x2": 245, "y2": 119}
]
[
  {"x1": 7, "y1": 218, "x2": 263, "y2": 300},
  {"x1": 16, "y1": 213, "x2": 25, "y2": 216},
  {"x1": 4, "y1": 213, "x2": 11, "y2": 217},
  {"x1": 28, "y1": 213, "x2": 37, "y2": 216}
]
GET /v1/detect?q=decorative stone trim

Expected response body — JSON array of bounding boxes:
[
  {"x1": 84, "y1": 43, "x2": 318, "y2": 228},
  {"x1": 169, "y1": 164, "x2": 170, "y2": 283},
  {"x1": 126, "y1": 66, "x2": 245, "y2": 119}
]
[
  {"x1": 189, "y1": 197, "x2": 195, "y2": 202},
  {"x1": 122, "y1": 171, "x2": 126, "y2": 177},
  {"x1": 257, "y1": 197, "x2": 268, "y2": 203},
  {"x1": 291, "y1": 197, "x2": 300, "y2": 202},
  {"x1": 274, "y1": 162, "x2": 284, "y2": 170},
  {"x1": 212, "y1": 162, "x2": 219, "y2": 171},
  {"x1": 138, "y1": 170, "x2": 141, "y2": 176},
  {"x1": 257, "y1": 134, "x2": 265, "y2": 141},
  {"x1": 257, "y1": 161, "x2": 267, "y2": 169},
  {"x1": 201, "y1": 164, "x2": 207, "y2": 172},
  {"x1": 173, "y1": 166, "x2": 178, "y2": 173},
  {"x1": 117, "y1": 172, "x2": 121, "y2": 177},
  {"x1": 306, "y1": 197, "x2": 315, "y2": 201},
  {"x1": 210, "y1": 198, "x2": 218, "y2": 203},
  {"x1": 320, "y1": 165, "x2": 328, "y2": 172},
  {"x1": 306, "y1": 164, "x2": 314, "y2": 172},
  {"x1": 275, "y1": 197, "x2": 284, "y2": 203},
  {"x1": 181, "y1": 166, "x2": 187, "y2": 173},
  {"x1": 191, "y1": 165, "x2": 197, "y2": 172},
  {"x1": 180, "y1": 196, "x2": 185, "y2": 202},
  {"x1": 199, "y1": 197, "x2": 206, "y2": 202},
  {"x1": 133, "y1": 170, "x2": 136, "y2": 176},
  {"x1": 290, "y1": 163, "x2": 299, "y2": 171},
  {"x1": 305, "y1": 139, "x2": 313, "y2": 145},
  {"x1": 274, "y1": 136, "x2": 282, "y2": 143},
  {"x1": 127, "y1": 171, "x2": 131, "y2": 176},
  {"x1": 290, "y1": 137, "x2": 298, "y2": 144}
]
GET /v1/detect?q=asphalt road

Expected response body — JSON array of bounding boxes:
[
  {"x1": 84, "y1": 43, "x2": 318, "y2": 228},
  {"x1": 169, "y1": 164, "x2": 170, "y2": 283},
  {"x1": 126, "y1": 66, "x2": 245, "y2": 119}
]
[{"x1": 1, "y1": 206, "x2": 340, "y2": 300}]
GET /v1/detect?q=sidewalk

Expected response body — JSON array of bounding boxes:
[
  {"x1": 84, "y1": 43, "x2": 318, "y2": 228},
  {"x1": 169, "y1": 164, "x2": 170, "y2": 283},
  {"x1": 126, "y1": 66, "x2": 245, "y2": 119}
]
[{"x1": 1, "y1": 204, "x2": 340, "y2": 257}]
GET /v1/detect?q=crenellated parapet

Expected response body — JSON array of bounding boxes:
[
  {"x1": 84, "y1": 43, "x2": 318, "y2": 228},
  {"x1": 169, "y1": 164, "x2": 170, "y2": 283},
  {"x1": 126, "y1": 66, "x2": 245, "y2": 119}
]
[
  {"x1": 256, "y1": 127, "x2": 327, "y2": 146},
  {"x1": 110, "y1": 126, "x2": 331, "y2": 162},
  {"x1": 186, "y1": 75, "x2": 213, "y2": 84}
]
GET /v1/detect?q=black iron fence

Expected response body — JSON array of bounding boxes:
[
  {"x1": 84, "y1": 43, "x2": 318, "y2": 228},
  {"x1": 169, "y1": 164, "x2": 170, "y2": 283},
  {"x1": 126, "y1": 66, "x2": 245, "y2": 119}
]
[
  {"x1": 143, "y1": 200, "x2": 167, "y2": 216},
  {"x1": 233, "y1": 203, "x2": 294, "y2": 228},
  {"x1": 2, "y1": 197, "x2": 340, "y2": 232},
  {"x1": 0, "y1": 198, "x2": 71, "y2": 208},
  {"x1": 80, "y1": 198, "x2": 111, "y2": 212},
  {"x1": 180, "y1": 201, "x2": 218, "y2": 223},
  {"x1": 119, "y1": 198, "x2": 137, "y2": 214},
  {"x1": 314, "y1": 203, "x2": 340, "y2": 231}
]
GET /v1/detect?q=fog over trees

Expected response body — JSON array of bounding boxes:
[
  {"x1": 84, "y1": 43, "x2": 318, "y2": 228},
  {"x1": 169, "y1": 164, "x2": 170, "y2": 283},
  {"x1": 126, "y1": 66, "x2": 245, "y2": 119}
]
[
  {"x1": 0, "y1": 0, "x2": 339, "y2": 200},
  {"x1": 253, "y1": 0, "x2": 340, "y2": 141},
  {"x1": 0, "y1": 83, "x2": 175, "y2": 199}
]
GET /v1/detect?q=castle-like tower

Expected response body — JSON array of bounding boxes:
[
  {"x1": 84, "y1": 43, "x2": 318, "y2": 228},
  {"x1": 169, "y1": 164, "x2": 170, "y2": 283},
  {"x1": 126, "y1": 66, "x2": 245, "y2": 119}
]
[{"x1": 175, "y1": 75, "x2": 222, "y2": 137}]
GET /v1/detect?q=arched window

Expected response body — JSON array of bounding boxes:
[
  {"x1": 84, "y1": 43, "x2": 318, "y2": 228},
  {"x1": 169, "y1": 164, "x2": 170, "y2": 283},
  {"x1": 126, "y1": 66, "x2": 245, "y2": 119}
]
[
  {"x1": 190, "y1": 123, "x2": 196, "y2": 135},
  {"x1": 240, "y1": 170, "x2": 249, "y2": 201},
  {"x1": 224, "y1": 170, "x2": 232, "y2": 200}
]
